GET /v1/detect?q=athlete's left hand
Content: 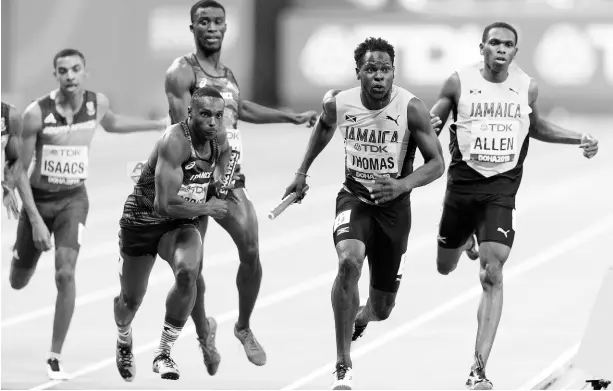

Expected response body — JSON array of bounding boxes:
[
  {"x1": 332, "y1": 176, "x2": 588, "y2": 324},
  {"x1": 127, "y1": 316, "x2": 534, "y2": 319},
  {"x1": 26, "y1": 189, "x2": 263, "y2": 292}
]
[
  {"x1": 368, "y1": 178, "x2": 407, "y2": 204},
  {"x1": 292, "y1": 111, "x2": 318, "y2": 127},
  {"x1": 579, "y1": 133, "x2": 598, "y2": 159},
  {"x1": 2, "y1": 183, "x2": 19, "y2": 219},
  {"x1": 430, "y1": 113, "x2": 443, "y2": 133}
]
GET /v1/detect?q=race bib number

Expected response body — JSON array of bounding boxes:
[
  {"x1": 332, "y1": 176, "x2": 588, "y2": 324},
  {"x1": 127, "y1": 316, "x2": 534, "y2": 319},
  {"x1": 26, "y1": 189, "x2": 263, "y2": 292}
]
[
  {"x1": 469, "y1": 120, "x2": 519, "y2": 163},
  {"x1": 41, "y1": 145, "x2": 88, "y2": 182},
  {"x1": 178, "y1": 183, "x2": 209, "y2": 203},
  {"x1": 333, "y1": 210, "x2": 351, "y2": 232},
  {"x1": 226, "y1": 129, "x2": 243, "y2": 164}
]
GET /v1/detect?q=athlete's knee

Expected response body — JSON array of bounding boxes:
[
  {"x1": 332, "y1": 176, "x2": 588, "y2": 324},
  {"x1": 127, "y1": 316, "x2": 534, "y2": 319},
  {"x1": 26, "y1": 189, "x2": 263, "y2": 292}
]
[
  {"x1": 116, "y1": 291, "x2": 143, "y2": 313},
  {"x1": 370, "y1": 301, "x2": 395, "y2": 321},
  {"x1": 436, "y1": 250, "x2": 460, "y2": 275},
  {"x1": 479, "y1": 257, "x2": 503, "y2": 288},
  {"x1": 238, "y1": 238, "x2": 259, "y2": 264},
  {"x1": 337, "y1": 255, "x2": 362, "y2": 284},
  {"x1": 55, "y1": 266, "x2": 76, "y2": 290},
  {"x1": 9, "y1": 266, "x2": 33, "y2": 290},
  {"x1": 175, "y1": 261, "x2": 200, "y2": 291}
]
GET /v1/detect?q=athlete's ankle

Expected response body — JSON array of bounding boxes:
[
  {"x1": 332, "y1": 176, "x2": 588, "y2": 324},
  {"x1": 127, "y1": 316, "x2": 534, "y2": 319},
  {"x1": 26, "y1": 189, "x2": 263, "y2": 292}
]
[{"x1": 48, "y1": 352, "x2": 61, "y2": 361}]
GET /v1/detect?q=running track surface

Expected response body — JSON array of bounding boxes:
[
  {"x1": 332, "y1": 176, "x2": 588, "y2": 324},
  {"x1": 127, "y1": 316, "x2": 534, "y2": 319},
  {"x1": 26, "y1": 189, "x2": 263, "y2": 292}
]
[{"x1": 2, "y1": 116, "x2": 612, "y2": 390}]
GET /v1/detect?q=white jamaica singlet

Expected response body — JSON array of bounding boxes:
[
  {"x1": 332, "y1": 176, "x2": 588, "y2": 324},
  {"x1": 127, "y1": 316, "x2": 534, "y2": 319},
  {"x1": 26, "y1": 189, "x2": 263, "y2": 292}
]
[
  {"x1": 335, "y1": 85, "x2": 415, "y2": 205},
  {"x1": 448, "y1": 63, "x2": 532, "y2": 195}
]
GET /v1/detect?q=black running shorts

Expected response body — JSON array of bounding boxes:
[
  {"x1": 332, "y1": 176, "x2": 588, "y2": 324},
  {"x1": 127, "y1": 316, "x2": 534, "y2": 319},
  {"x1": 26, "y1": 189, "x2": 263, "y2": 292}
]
[
  {"x1": 13, "y1": 185, "x2": 89, "y2": 269},
  {"x1": 118, "y1": 218, "x2": 204, "y2": 258},
  {"x1": 332, "y1": 189, "x2": 411, "y2": 293},
  {"x1": 437, "y1": 189, "x2": 515, "y2": 249}
]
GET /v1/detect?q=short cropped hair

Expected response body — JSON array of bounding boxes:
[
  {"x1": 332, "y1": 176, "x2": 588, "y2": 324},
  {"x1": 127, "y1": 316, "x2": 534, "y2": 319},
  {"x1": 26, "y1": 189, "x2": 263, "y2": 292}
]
[
  {"x1": 190, "y1": 0, "x2": 226, "y2": 22},
  {"x1": 354, "y1": 37, "x2": 395, "y2": 68},
  {"x1": 191, "y1": 86, "x2": 224, "y2": 104},
  {"x1": 482, "y1": 22, "x2": 518, "y2": 45},
  {"x1": 53, "y1": 48, "x2": 86, "y2": 68}
]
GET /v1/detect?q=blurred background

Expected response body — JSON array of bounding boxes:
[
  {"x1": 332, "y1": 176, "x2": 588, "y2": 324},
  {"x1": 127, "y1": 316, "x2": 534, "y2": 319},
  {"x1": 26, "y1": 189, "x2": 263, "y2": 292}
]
[
  {"x1": 2, "y1": 2, "x2": 613, "y2": 389},
  {"x1": 2, "y1": 0, "x2": 613, "y2": 117}
]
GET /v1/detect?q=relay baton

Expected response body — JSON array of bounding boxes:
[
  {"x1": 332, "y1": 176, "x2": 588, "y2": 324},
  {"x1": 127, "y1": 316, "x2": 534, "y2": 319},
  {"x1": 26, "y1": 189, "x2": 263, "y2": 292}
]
[{"x1": 268, "y1": 184, "x2": 309, "y2": 220}]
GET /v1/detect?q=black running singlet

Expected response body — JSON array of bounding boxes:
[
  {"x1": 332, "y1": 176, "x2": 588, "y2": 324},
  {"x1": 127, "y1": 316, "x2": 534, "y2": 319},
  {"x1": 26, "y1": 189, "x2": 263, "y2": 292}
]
[{"x1": 120, "y1": 121, "x2": 219, "y2": 226}]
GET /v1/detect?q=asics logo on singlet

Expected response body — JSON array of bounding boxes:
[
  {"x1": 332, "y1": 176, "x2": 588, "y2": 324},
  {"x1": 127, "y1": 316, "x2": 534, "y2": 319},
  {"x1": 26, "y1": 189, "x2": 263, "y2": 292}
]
[
  {"x1": 184, "y1": 162, "x2": 196, "y2": 170},
  {"x1": 385, "y1": 115, "x2": 399, "y2": 126},
  {"x1": 497, "y1": 228, "x2": 510, "y2": 238}
]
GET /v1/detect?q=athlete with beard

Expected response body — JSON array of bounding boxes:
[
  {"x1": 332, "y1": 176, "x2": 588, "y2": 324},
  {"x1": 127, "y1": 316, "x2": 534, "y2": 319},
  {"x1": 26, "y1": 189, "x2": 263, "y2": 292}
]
[{"x1": 163, "y1": 0, "x2": 318, "y2": 371}]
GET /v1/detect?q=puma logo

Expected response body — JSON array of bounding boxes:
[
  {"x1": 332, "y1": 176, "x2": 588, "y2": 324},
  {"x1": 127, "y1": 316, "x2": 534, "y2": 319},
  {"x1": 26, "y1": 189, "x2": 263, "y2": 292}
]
[
  {"x1": 509, "y1": 87, "x2": 519, "y2": 95},
  {"x1": 497, "y1": 227, "x2": 510, "y2": 238},
  {"x1": 385, "y1": 115, "x2": 399, "y2": 126}
]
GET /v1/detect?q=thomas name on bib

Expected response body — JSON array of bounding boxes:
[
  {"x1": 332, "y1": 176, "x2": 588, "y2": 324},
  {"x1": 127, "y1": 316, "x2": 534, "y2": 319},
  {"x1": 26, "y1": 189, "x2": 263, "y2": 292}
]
[{"x1": 344, "y1": 126, "x2": 399, "y2": 180}]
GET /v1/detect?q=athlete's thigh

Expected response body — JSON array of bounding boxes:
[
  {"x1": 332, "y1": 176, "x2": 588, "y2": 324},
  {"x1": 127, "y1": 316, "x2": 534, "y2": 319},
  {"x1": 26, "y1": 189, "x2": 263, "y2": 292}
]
[
  {"x1": 438, "y1": 190, "x2": 478, "y2": 250},
  {"x1": 52, "y1": 186, "x2": 89, "y2": 253},
  {"x1": 332, "y1": 189, "x2": 373, "y2": 249},
  {"x1": 477, "y1": 195, "x2": 515, "y2": 250},
  {"x1": 215, "y1": 187, "x2": 258, "y2": 246},
  {"x1": 367, "y1": 202, "x2": 411, "y2": 293},
  {"x1": 160, "y1": 223, "x2": 203, "y2": 271},
  {"x1": 118, "y1": 251, "x2": 156, "y2": 301}
]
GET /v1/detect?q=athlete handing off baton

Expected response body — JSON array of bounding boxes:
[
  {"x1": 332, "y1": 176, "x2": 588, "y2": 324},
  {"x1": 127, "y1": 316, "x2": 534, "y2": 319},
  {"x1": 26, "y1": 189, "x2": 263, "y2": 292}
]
[{"x1": 269, "y1": 183, "x2": 309, "y2": 220}]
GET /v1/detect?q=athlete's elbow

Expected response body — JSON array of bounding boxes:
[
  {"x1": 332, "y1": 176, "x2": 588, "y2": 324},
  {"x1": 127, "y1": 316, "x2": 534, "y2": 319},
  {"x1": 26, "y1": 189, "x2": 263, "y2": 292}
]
[
  {"x1": 429, "y1": 156, "x2": 445, "y2": 179},
  {"x1": 154, "y1": 199, "x2": 169, "y2": 217}
]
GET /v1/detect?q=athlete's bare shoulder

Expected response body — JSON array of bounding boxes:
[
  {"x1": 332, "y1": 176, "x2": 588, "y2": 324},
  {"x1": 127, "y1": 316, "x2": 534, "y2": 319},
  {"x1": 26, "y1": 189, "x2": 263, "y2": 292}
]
[
  {"x1": 158, "y1": 124, "x2": 191, "y2": 165},
  {"x1": 322, "y1": 89, "x2": 341, "y2": 113},
  {"x1": 321, "y1": 89, "x2": 341, "y2": 126},
  {"x1": 441, "y1": 72, "x2": 461, "y2": 100},
  {"x1": 165, "y1": 55, "x2": 195, "y2": 94},
  {"x1": 22, "y1": 100, "x2": 43, "y2": 133}
]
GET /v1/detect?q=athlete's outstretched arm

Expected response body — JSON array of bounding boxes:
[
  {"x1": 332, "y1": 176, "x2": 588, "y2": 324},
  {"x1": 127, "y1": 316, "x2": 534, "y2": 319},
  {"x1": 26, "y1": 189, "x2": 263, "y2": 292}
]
[
  {"x1": 14, "y1": 103, "x2": 52, "y2": 249},
  {"x1": 97, "y1": 93, "x2": 166, "y2": 134},
  {"x1": 429, "y1": 72, "x2": 461, "y2": 136},
  {"x1": 165, "y1": 59, "x2": 194, "y2": 124},
  {"x1": 528, "y1": 80, "x2": 598, "y2": 158},
  {"x1": 154, "y1": 132, "x2": 227, "y2": 219},
  {"x1": 282, "y1": 90, "x2": 339, "y2": 199},
  {"x1": 239, "y1": 100, "x2": 317, "y2": 127}
]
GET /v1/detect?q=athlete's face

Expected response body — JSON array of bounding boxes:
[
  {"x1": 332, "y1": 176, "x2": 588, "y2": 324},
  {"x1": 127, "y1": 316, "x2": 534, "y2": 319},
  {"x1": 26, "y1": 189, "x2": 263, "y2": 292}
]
[
  {"x1": 357, "y1": 51, "x2": 395, "y2": 100},
  {"x1": 190, "y1": 7, "x2": 226, "y2": 53},
  {"x1": 188, "y1": 97, "x2": 225, "y2": 141},
  {"x1": 54, "y1": 55, "x2": 86, "y2": 93},
  {"x1": 480, "y1": 28, "x2": 518, "y2": 72}
]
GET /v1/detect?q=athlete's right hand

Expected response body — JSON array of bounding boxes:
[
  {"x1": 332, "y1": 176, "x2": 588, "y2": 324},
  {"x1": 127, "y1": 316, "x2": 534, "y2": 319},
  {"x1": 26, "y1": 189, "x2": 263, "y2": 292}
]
[
  {"x1": 282, "y1": 174, "x2": 308, "y2": 202},
  {"x1": 31, "y1": 220, "x2": 52, "y2": 251},
  {"x1": 204, "y1": 196, "x2": 229, "y2": 219},
  {"x1": 430, "y1": 113, "x2": 443, "y2": 133}
]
